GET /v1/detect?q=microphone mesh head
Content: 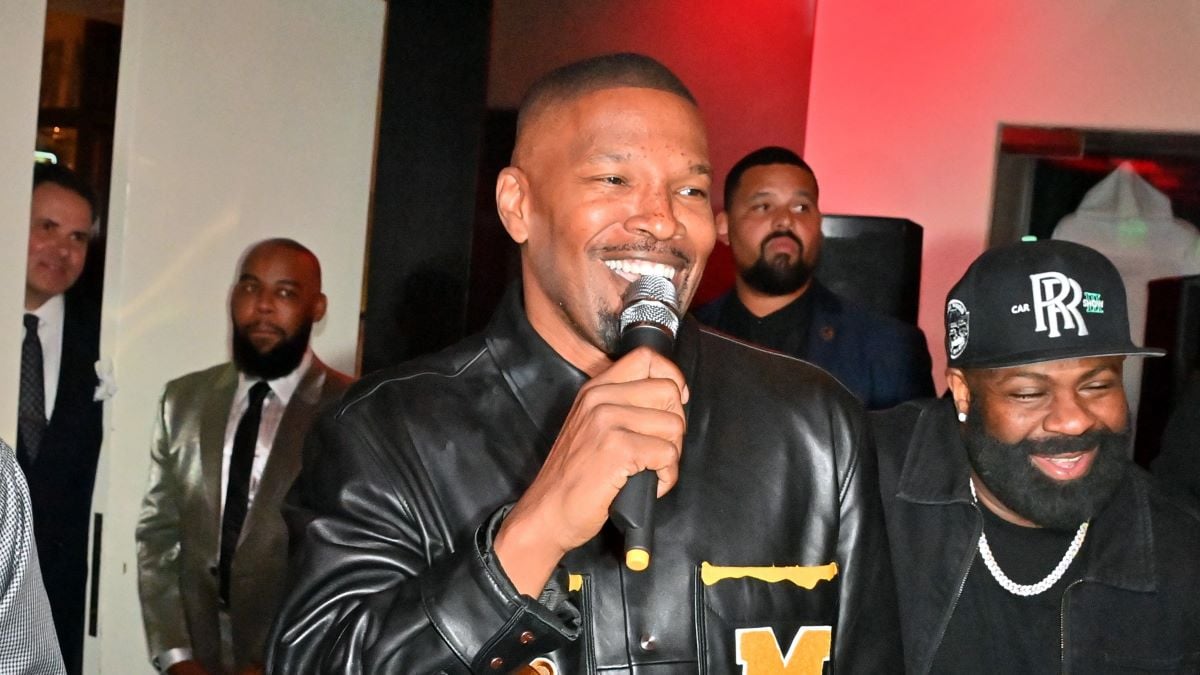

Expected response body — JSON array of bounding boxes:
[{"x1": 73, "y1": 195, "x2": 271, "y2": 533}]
[{"x1": 619, "y1": 275, "x2": 681, "y2": 337}]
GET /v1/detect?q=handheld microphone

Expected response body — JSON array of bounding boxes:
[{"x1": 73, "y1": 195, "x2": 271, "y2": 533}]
[{"x1": 609, "y1": 274, "x2": 681, "y2": 572}]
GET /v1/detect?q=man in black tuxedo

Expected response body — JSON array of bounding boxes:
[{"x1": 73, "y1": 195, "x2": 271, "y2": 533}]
[{"x1": 18, "y1": 162, "x2": 104, "y2": 675}]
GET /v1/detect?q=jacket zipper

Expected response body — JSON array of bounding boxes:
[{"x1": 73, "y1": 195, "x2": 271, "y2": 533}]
[
  {"x1": 1059, "y1": 579, "x2": 1083, "y2": 675},
  {"x1": 924, "y1": 503, "x2": 983, "y2": 675}
]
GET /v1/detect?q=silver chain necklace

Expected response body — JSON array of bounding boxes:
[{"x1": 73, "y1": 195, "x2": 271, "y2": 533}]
[{"x1": 969, "y1": 477, "x2": 1088, "y2": 597}]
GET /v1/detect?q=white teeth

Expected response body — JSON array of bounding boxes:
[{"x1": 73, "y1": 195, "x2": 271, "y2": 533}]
[
  {"x1": 603, "y1": 259, "x2": 677, "y2": 280},
  {"x1": 1046, "y1": 455, "x2": 1082, "y2": 466}
]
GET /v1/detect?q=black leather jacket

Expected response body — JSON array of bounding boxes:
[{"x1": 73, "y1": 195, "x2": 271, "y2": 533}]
[
  {"x1": 268, "y1": 289, "x2": 901, "y2": 673},
  {"x1": 872, "y1": 399, "x2": 1200, "y2": 674}
]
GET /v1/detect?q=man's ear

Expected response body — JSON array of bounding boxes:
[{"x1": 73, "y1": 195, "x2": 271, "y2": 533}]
[
  {"x1": 946, "y1": 368, "x2": 972, "y2": 418},
  {"x1": 496, "y1": 167, "x2": 530, "y2": 245},
  {"x1": 312, "y1": 292, "x2": 328, "y2": 324},
  {"x1": 716, "y1": 210, "x2": 730, "y2": 246}
]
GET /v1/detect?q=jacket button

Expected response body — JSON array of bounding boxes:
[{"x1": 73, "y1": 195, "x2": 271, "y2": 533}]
[
  {"x1": 489, "y1": 657, "x2": 504, "y2": 669},
  {"x1": 639, "y1": 633, "x2": 657, "y2": 651},
  {"x1": 519, "y1": 630, "x2": 535, "y2": 645},
  {"x1": 208, "y1": 565, "x2": 217, "y2": 577}
]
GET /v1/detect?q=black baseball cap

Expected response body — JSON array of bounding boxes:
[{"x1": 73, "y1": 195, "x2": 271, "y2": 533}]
[{"x1": 945, "y1": 239, "x2": 1164, "y2": 369}]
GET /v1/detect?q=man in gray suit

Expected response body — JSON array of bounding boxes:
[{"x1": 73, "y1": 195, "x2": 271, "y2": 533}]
[{"x1": 135, "y1": 239, "x2": 353, "y2": 675}]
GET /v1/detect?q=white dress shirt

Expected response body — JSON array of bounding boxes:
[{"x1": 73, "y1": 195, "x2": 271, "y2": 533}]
[
  {"x1": 24, "y1": 295, "x2": 65, "y2": 421},
  {"x1": 218, "y1": 350, "x2": 312, "y2": 521}
]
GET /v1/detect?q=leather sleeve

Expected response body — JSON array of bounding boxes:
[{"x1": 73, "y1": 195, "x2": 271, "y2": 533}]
[
  {"x1": 831, "y1": 402, "x2": 905, "y2": 673},
  {"x1": 134, "y1": 387, "x2": 193, "y2": 662},
  {"x1": 266, "y1": 409, "x2": 579, "y2": 674}
]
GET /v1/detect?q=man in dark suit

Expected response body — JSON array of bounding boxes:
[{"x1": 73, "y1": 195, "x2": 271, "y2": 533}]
[
  {"x1": 136, "y1": 239, "x2": 353, "y2": 675},
  {"x1": 694, "y1": 146, "x2": 934, "y2": 409},
  {"x1": 18, "y1": 162, "x2": 104, "y2": 675}
]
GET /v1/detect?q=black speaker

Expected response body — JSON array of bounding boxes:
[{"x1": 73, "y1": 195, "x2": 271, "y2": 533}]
[
  {"x1": 815, "y1": 215, "x2": 924, "y2": 325},
  {"x1": 1135, "y1": 274, "x2": 1200, "y2": 467}
]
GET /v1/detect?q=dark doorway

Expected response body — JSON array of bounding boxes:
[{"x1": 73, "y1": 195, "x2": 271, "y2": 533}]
[
  {"x1": 360, "y1": 1, "x2": 493, "y2": 374},
  {"x1": 37, "y1": 4, "x2": 122, "y2": 328}
]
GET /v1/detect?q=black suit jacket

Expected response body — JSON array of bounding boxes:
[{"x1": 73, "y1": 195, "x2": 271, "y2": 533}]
[{"x1": 21, "y1": 292, "x2": 103, "y2": 675}]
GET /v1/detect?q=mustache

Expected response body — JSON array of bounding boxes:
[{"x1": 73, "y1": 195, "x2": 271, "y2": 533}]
[
  {"x1": 240, "y1": 321, "x2": 286, "y2": 336},
  {"x1": 596, "y1": 241, "x2": 691, "y2": 268},
  {"x1": 763, "y1": 229, "x2": 801, "y2": 246},
  {"x1": 1014, "y1": 429, "x2": 1121, "y2": 457},
  {"x1": 760, "y1": 230, "x2": 803, "y2": 250}
]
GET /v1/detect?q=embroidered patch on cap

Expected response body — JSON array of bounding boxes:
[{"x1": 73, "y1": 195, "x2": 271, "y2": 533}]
[{"x1": 947, "y1": 299, "x2": 969, "y2": 360}]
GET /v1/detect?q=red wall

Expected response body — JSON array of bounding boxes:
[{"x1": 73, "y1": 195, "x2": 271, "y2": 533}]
[
  {"x1": 488, "y1": 0, "x2": 818, "y2": 306},
  {"x1": 805, "y1": 0, "x2": 1200, "y2": 389}
]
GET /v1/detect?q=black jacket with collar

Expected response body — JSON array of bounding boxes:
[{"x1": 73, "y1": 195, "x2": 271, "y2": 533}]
[
  {"x1": 268, "y1": 287, "x2": 901, "y2": 673},
  {"x1": 871, "y1": 399, "x2": 1200, "y2": 674},
  {"x1": 694, "y1": 280, "x2": 934, "y2": 411}
]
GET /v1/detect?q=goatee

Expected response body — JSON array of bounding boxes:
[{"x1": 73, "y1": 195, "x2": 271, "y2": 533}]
[
  {"x1": 232, "y1": 321, "x2": 312, "y2": 380},
  {"x1": 962, "y1": 400, "x2": 1129, "y2": 531},
  {"x1": 599, "y1": 309, "x2": 622, "y2": 356},
  {"x1": 740, "y1": 231, "x2": 812, "y2": 296}
]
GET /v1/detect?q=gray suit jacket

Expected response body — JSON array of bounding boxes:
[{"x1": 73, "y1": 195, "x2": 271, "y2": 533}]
[{"x1": 135, "y1": 358, "x2": 352, "y2": 672}]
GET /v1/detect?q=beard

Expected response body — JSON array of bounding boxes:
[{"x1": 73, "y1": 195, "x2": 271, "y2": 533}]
[
  {"x1": 597, "y1": 305, "x2": 622, "y2": 356},
  {"x1": 232, "y1": 320, "x2": 312, "y2": 380},
  {"x1": 740, "y1": 231, "x2": 813, "y2": 296},
  {"x1": 962, "y1": 400, "x2": 1129, "y2": 531}
]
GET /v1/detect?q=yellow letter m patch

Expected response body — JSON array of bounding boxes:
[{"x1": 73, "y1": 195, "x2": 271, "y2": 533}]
[{"x1": 735, "y1": 625, "x2": 832, "y2": 675}]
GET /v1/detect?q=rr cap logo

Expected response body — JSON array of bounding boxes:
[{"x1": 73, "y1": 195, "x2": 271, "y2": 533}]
[
  {"x1": 947, "y1": 299, "x2": 969, "y2": 360},
  {"x1": 1029, "y1": 272, "x2": 1088, "y2": 338}
]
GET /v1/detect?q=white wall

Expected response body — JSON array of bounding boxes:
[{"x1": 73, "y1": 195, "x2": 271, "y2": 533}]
[
  {"x1": 804, "y1": 0, "x2": 1200, "y2": 387},
  {"x1": 92, "y1": 1, "x2": 384, "y2": 672},
  {"x1": 0, "y1": 2, "x2": 47, "y2": 444}
]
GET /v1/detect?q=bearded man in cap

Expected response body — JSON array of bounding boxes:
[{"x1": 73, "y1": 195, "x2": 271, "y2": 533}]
[{"x1": 872, "y1": 239, "x2": 1200, "y2": 674}]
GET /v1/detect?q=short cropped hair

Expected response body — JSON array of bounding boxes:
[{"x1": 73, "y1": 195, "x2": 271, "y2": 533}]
[
  {"x1": 515, "y1": 53, "x2": 696, "y2": 151},
  {"x1": 33, "y1": 162, "x2": 99, "y2": 228},
  {"x1": 723, "y1": 146, "x2": 818, "y2": 210},
  {"x1": 245, "y1": 237, "x2": 323, "y2": 288}
]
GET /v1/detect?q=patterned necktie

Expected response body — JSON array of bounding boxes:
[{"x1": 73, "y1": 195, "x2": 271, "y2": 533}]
[
  {"x1": 18, "y1": 313, "x2": 47, "y2": 469},
  {"x1": 218, "y1": 380, "x2": 271, "y2": 606}
]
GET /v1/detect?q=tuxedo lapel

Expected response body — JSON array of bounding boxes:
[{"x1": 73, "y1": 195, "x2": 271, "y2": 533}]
[{"x1": 200, "y1": 365, "x2": 238, "y2": 529}]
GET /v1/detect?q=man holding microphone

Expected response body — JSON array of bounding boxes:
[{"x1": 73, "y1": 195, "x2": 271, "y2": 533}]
[{"x1": 269, "y1": 53, "x2": 899, "y2": 673}]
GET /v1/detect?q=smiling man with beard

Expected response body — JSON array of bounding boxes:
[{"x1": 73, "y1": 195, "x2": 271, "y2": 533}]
[
  {"x1": 872, "y1": 239, "x2": 1200, "y2": 674},
  {"x1": 136, "y1": 239, "x2": 353, "y2": 675},
  {"x1": 694, "y1": 146, "x2": 933, "y2": 410}
]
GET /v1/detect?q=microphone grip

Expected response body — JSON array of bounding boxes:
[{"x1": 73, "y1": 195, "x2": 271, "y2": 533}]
[
  {"x1": 619, "y1": 324, "x2": 674, "y2": 358},
  {"x1": 610, "y1": 470, "x2": 656, "y2": 571},
  {"x1": 609, "y1": 322, "x2": 674, "y2": 572}
]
